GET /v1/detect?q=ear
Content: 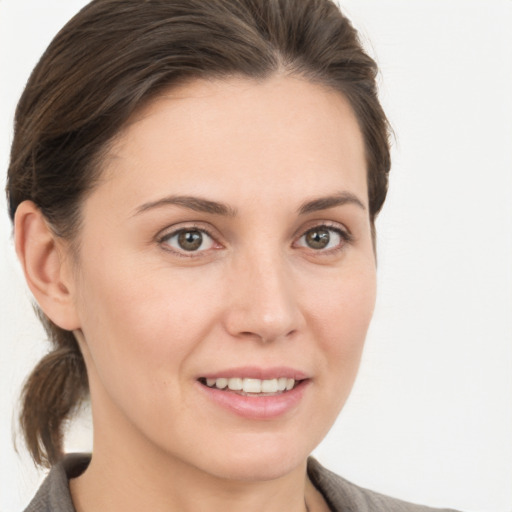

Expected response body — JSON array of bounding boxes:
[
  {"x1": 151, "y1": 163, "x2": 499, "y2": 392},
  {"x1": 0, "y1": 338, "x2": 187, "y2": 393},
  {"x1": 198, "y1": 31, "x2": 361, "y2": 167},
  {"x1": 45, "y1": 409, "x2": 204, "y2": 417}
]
[{"x1": 14, "y1": 200, "x2": 81, "y2": 331}]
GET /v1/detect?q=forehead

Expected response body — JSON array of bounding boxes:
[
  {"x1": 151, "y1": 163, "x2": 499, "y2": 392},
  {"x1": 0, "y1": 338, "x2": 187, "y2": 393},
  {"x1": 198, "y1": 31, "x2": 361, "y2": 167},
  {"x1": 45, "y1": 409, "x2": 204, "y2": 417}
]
[{"x1": 95, "y1": 75, "x2": 368, "y2": 212}]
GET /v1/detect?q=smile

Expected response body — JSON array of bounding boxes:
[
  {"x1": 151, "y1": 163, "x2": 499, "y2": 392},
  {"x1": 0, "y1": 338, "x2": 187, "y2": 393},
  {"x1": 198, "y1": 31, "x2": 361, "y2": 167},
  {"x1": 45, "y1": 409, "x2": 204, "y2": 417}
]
[
  {"x1": 197, "y1": 375, "x2": 309, "y2": 419},
  {"x1": 199, "y1": 377, "x2": 298, "y2": 395}
]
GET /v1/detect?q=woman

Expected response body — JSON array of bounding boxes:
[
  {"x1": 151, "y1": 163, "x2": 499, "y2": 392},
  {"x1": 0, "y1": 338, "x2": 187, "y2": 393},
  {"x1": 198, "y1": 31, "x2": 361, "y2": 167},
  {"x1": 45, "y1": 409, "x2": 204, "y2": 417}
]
[{"x1": 5, "y1": 0, "x2": 461, "y2": 511}]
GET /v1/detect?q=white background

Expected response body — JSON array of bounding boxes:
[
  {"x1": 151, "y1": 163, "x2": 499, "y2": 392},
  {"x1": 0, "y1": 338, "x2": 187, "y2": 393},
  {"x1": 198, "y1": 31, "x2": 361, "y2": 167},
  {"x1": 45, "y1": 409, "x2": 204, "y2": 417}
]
[{"x1": 1, "y1": 1, "x2": 511, "y2": 511}]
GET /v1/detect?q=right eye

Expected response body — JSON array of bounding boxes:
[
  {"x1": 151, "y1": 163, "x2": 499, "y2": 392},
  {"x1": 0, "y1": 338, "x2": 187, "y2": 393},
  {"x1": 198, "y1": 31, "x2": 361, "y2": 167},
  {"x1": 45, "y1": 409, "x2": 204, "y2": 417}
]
[{"x1": 160, "y1": 228, "x2": 218, "y2": 255}]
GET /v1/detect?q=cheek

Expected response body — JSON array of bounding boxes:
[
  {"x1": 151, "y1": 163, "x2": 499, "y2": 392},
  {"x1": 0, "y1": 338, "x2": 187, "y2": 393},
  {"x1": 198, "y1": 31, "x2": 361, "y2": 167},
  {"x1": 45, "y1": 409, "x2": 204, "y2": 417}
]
[
  {"x1": 74, "y1": 262, "x2": 226, "y2": 436},
  {"x1": 75, "y1": 256, "x2": 223, "y2": 375},
  {"x1": 307, "y1": 260, "x2": 376, "y2": 375},
  {"x1": 298, "y1": 261, "x2": 376, "y2": 440}
]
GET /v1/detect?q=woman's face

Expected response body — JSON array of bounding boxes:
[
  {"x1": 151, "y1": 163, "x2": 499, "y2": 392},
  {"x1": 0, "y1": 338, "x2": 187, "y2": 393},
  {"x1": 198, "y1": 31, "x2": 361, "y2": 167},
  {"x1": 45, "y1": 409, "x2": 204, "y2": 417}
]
[{"x1": 68, "y1": 76, "x2": 376, "y2": 480}]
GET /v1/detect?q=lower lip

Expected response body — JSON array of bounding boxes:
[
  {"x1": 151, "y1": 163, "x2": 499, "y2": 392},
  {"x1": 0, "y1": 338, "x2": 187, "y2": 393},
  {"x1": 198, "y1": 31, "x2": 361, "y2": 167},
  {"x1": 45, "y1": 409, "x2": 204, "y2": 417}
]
[{"x1": 197, "y1": 380, "x2": 309, "y2": 420}]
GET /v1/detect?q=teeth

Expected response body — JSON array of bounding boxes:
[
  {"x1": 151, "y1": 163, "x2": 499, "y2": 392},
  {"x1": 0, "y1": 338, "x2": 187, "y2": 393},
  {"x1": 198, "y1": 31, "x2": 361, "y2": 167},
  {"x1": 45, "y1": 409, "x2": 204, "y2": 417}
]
[
  {"x1": 215, "y1": 377, "x2": 228, "y2": 389},
  {"x1": 243, "y1": 378, "x2": 262, "y2": 393},
  {"x1": 205, "y1": 377, "x2": 298, "y2": 393},
  {"x1": 277, "y1": 377, "x2": 287, "y2": 391},
  {"x1": 261, "y1": 379, "x2": 278, "y2": 393},
  {"x1": 228, "y1": 378, "x2": 243, "y2": 391}
]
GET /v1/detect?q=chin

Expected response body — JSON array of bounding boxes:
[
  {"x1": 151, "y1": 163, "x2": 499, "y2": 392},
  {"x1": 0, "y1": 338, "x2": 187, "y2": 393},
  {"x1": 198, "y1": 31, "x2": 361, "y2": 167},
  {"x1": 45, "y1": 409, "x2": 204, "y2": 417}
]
[
  {"x1": 207, "y1": 454, "x2": 306, "y2": 482},
  {"x1": 182, "y1": 431, "x2": 313, "y2": 482}
]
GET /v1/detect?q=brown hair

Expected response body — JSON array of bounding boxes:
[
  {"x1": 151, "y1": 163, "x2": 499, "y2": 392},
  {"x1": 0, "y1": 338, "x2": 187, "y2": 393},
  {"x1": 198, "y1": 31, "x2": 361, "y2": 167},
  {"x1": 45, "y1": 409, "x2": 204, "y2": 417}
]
[{"x1": 6, "y1": 0, "x2": 391, "y2": 467}]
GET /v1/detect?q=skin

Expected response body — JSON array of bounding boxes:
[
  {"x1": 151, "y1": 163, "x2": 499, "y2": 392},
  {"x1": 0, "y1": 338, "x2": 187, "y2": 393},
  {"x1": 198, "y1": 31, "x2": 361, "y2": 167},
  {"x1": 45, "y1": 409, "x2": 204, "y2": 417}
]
[{"x1": 16, "y1": 75, "x2": 376, "y2": 512}]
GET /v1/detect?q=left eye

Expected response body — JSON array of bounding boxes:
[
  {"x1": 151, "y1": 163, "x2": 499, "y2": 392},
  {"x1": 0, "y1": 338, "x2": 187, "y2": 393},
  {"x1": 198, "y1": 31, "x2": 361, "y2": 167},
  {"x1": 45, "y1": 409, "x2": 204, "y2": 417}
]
[
  {"x1": 296, "y1": 226, "x2": 346, "y2": 251},
  {"x1": 162, "y1": 228, "x2": 216, "y2": 253}
]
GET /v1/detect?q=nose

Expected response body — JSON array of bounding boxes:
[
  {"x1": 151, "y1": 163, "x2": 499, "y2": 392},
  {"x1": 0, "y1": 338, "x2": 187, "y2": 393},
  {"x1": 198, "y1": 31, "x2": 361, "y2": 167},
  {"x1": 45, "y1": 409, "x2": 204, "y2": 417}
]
[{"x1": 223, "y1": 251, "x2": 304, "y2": 344}]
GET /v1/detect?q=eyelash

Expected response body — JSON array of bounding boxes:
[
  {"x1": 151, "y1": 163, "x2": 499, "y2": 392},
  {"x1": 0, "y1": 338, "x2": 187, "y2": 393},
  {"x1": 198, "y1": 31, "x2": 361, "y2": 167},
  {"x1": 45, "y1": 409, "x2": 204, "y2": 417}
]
[
  {"x1": 157, "y1": 222, "x2": 353, "y2": 258},
  {"x1": 157, "y1": 224, "x2": 219, "y2": 259},
  {"x1": 294, "y1": 223, "x2": 353, "y2": 255}
]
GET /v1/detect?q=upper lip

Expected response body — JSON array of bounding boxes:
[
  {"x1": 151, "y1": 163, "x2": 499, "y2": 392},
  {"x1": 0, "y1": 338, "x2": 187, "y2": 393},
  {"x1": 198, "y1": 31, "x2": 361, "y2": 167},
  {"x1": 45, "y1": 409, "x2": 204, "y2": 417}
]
[{"x1": 199, "y1": 366, "x2": 309, "y2": 380}]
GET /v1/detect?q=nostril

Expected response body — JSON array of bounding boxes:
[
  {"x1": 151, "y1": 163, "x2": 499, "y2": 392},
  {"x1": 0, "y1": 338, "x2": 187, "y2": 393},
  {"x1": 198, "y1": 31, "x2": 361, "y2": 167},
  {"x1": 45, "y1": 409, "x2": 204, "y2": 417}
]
[{"x1": 236, "y1": 328, "x2": 297, "y2": 344}]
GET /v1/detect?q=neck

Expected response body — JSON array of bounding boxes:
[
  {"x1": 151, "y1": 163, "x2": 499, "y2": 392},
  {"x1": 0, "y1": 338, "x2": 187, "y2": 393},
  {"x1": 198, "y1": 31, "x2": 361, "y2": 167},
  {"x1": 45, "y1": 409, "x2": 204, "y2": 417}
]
[
  {"x1": 71, "y1": 452, "x2": 310, "y2": 512},
  {"x1": 70, "y1": 425, "x2": 310, "y2": 512}
]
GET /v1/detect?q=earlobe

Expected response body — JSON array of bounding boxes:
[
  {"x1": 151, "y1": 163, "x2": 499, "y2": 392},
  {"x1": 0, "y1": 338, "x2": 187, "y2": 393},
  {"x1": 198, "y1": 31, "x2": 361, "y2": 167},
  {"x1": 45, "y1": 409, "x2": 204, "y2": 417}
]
[{"x1": 14, "y1": 200, "x2": 81, "y2": 331}]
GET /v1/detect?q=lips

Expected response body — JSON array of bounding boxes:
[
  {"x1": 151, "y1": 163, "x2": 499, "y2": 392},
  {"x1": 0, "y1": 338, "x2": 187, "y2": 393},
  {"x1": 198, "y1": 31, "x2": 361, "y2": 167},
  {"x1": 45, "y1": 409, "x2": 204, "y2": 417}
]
[{"x1": 196, "y1": 367, "x2": 309, "y2": 419}]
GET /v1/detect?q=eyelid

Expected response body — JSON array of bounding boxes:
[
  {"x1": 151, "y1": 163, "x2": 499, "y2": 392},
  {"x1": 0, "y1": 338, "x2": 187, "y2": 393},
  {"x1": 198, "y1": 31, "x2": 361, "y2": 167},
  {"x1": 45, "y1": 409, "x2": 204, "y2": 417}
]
[
  {"x1": 293, "y1": 221, "x2": 353, "y2": 252},
  {"x1": 293, "y1": 219, "x2": 352, "y2": 240},
  {"x1": 155, "y1": 219, "x2": 352, "y2": 258},
  {"x1": 156, "y1": 222, "x2": 223, "y2": 257}
]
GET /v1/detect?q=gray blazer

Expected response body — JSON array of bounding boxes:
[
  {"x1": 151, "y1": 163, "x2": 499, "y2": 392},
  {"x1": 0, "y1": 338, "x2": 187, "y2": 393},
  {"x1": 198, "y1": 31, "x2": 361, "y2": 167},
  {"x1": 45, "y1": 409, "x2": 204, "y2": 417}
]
[{"x1": 24, "y1": 454, "x2": 460, "y2": 511}]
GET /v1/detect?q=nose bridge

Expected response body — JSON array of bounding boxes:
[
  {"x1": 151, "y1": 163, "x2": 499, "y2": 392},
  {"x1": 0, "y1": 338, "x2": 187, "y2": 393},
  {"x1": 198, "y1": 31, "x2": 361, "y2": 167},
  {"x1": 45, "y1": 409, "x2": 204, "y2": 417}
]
[{"x1": 224, "y1": 244, "x2": 302, "y2": 342}]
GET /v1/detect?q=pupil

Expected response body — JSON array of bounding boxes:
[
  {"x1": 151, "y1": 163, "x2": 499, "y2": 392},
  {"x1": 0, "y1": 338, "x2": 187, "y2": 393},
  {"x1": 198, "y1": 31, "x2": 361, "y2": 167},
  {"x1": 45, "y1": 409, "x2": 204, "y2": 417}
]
[
  {"x1": 306, "y1": 228, "x2": 330, "y2": 249},
  {"x1": 178, "y1": 230, "x2": 203, "y2": 251}
]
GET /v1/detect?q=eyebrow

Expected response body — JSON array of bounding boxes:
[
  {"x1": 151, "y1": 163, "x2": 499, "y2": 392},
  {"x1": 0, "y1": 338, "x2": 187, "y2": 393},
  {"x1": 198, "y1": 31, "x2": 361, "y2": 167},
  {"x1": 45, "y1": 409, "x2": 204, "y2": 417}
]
[
  {"x1": 297, "y1": 192, "x2": 366, "y2": 215},
  {"x1": 133, "y1": 195, "x2": 238, "y2": 217},
  {"x1": 133, "y1": 191, "x2": 366, "y2": 218}
]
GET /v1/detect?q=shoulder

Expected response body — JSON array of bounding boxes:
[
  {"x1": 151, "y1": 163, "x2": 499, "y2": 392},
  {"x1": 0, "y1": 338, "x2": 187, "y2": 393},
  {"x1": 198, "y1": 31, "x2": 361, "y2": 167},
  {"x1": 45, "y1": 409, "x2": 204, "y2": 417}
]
[
  {"x1": 307, "y1": 458, "x2": 460, "y2": 512},
  {"x1": 23, "y1": 454, "x2": 90, "y2": 512}
]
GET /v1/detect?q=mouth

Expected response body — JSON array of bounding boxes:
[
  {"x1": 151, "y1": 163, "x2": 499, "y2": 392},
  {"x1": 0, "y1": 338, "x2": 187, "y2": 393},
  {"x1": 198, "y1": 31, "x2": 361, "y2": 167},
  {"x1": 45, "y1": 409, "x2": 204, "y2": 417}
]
[
  {"x1": 198, "y1": 377, "x2": 304, "y2": 396},
  {"x1": 197, "y1": 370, "x2": 310, "y2": 419}
]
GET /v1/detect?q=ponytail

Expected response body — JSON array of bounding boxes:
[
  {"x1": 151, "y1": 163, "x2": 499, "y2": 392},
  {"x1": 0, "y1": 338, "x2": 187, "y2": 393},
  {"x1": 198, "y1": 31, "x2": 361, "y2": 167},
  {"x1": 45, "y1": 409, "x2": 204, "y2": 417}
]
[{"x1": 19, "y1": 315, "x2": 88, "y2": 468}]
